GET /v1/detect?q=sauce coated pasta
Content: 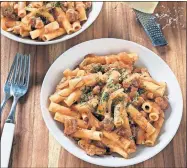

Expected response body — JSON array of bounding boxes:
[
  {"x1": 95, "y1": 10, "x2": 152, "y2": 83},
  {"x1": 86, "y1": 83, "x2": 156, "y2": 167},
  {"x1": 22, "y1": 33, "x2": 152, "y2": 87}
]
[
  {"x1": 49, "y1": 52, "x2": 169, "y2": 158},
  {"x1": 1, "y1": 1, "x2": 92, "y2": 41}
]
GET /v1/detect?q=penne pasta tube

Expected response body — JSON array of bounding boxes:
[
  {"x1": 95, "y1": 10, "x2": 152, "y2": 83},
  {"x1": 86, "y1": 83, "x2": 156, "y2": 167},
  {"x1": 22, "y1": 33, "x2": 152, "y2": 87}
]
[
  {"x1": 136, "y1": 127, "x2": 145, "y2": 144},
  {"x1": 117, "y1": 52, "x2": 138, "y2": 65},
  {"x1": 149, "y1": 112, "x2": 159, "y2": 121},
  {"x1": 141, "y1": 81, "x2": 166, "y2": 96},
  {"x1": 49, "y1": 87, "x2": 73, "y2": 103},
  {"x1": 101, "y1": 137, "x2": 128, "y2": 158},
  {"x1": 44, "y1": 21, "x2": 59, "y2": 34},
  {"x1": 114, "y1": 103, "x2": 124, "y2": 127},
  {"x1": 121, "y1": 106, "x2": 137, "y2": 152},
  {"x1": 82, "y1": 72, "x2": 102, "y2": 86},
  {"x1": 18, "y1": 2, "x2": 26, "y2": 18},
  {"x1": 71, "y1": 129, "x2": 103, "y2": 141},
  {"x1": 57, "y1": 79, "x2": 69, "y2": 90},
  {"x1": 31, "y1": 2, "x2": 43, "y2": 8},
  {"x1": 54, "y1": 112, "x2": 88, "y2": 129},
  {"x1": 127, "y1": 105, "x2": 156, "y2": 136},
  {"x1": 103, "y1": 131, "x2": 131, "y2": 151},
  {"x1": 68, "y1": 77, "x2": 84, "y2": 89},
  {"x1": 4, "y1": 19, "x2": 18, "y2": 28},
  {"x1": 42, "y1": 28, "x2": 66, "y2": 41},
  {"x1": 73, "y1": 100, "x2": 101, "y2": 129},
  {"x1": 79, "y1": 52, "x2": 138, "y2": 68},
  {"x1": 75, "y1": 2, "x2": 87, "y2": 21},
  {"x1": 64, "y1": 89, "x2": 82, "y2": 106},
  {"x1": 54, "y1": 7, "x2": 73, "y2": 34},
  {"x1": 35, "y1": 18, "x2": 44, "y2": 29},
  {"x1": 77, "y1": 70, "x2": 86, "y2": 76},
  {"x1": 14, "y1": 4, "x2": 18, "y2": 13},
  {"x1": 49, "y1": 102, "x2": 80, "y2": 118},
  {"x1": 81, "y1": 112, "x2": 89, "y2": 122},
  {"x1": 20, "y1": 29, "x2": 30, "y2": 37},
  {"x1": 22, "y1": 12, "x2": 36, "y2": 24},
  {"x1": 30, "y1": 28, "x2": 44, "y2": 39},
  {"x1": 142, "y1": 101, "x2": 152, "y2": 113},
  {"x1": 63, "y1": 68, "x2": 80, "y2": 77},
  {"x1": 72, "y1": 21, "x2": 81, "y2": 32},
  {"x1": 57, "y1": 88, "x2": 73, "y2": 97},
  {"x1": 1, "y1": 17, "x2": 7, "y2": 30},
  {"x1": 49, "y1": 94, "x2": 65, "y2": 103},
  {"x1": 67, "y1": 2, "x2": 75, "y2": 8},
  {"x1": 145, "y1": 114, "x2": 164, "y2": 146}
]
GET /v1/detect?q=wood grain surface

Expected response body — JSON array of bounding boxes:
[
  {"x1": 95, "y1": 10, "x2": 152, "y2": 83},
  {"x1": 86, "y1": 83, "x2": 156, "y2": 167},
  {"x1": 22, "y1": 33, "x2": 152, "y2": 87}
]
[{"x1": 1, "y1": 2, "x2": 186, "y2": 168}]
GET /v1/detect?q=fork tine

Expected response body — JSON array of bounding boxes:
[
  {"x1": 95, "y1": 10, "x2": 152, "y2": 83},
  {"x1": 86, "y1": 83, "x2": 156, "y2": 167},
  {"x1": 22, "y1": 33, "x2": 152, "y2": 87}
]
[
  {"x1": 12, "y1": 54, "x2": 20, "y2": 84},
  {"x1": 17, "y1": 54, "x2": 24, "y2": 85},
  {"x1": 21, "y1": 55, "x2": 27, "y2": 85},
  {"x1": 24, "y1": 55, "x2": 30, "y2": 87},
  {"x1": 5, "y1": 53, "x2": 19, "y2": 85}
]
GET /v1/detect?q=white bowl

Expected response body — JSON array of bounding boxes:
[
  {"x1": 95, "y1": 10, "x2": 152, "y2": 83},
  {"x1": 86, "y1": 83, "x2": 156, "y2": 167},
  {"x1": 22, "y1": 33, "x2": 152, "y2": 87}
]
[
  {"x1": 1, "y1": 2, "x2": 103, "y2": 45},
  {"x1": 40, "y1": 38, "x2": 183, "y2": 167}
]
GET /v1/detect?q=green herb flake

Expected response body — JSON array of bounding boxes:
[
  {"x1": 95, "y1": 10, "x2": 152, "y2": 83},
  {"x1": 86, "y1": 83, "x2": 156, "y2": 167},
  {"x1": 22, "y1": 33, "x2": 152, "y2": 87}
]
[
  {"x1": 102, "y1": 92, "x2": 109, "y2": 102},
  {"x1": 137, "y1": 88, "x2": 145, "y2": 95}
]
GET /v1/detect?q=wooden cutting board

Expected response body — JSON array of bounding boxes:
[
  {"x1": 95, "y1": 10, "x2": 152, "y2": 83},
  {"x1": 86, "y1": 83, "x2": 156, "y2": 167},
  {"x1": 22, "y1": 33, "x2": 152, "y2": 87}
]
[{"x1": 1, "y1": 2, "x2": 186, "y2": 168}]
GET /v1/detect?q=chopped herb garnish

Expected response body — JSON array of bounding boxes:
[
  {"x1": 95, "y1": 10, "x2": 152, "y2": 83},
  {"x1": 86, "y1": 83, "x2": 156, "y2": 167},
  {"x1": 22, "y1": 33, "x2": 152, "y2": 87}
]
[
  {"x1": 54, "y1": 2, "x2": 61, "y2": 7},
  {"x1": 137, "y1": 88, "x2": 145, "y2": 95},
  {"x1": 91, "y1": 65, "x2": 105, "y2": 73},
  {"x1": 107, "y1": 82, "x2": 114, "y2": 88},
  {"x1": 113, "y1": 96, "x2": 124, "y2": 105},
  {"x1": 132, "y1": 92, "x2": 140, "y2": 103},
  {"x1": 102, "y1": 92, "x2": 109, "y2": 102},
  {"x1": 81, "y1": 86, "x2": 92, "y2": 94}
]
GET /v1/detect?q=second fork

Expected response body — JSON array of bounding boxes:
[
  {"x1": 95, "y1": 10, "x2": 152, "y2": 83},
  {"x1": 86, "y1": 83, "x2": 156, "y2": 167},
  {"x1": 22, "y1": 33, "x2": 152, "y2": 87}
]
[{"x1": 1, "y1": 54, "x2": 30, "y2": 168}]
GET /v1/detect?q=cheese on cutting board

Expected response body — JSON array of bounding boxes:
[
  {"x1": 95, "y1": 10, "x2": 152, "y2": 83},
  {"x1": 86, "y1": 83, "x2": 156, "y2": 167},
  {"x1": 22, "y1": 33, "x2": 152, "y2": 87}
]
[{"x1": 124, "y1": 2, "x2": 159, "y2": 14}]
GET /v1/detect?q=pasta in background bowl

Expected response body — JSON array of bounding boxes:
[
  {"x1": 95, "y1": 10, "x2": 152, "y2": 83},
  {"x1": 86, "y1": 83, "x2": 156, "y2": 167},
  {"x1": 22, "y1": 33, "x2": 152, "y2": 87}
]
[
  {"x1": 40, "y1": 39, "x2": 183, "y2": 167},
  {"x1": 0, "y1": 2, "x2": 103, "y2": 45}
]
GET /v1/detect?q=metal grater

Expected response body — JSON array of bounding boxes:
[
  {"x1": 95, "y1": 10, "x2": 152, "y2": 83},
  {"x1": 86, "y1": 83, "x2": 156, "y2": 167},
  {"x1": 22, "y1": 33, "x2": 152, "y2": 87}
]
[{"x1": 134, "y1": 9, "x2": 168, "y2": 46}]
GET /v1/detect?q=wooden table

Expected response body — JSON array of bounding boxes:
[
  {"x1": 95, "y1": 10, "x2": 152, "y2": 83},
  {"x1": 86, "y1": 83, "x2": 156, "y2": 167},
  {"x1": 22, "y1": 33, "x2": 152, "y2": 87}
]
[{"x1": 1, "y1": 2, "x2": 186, "y2": 168}]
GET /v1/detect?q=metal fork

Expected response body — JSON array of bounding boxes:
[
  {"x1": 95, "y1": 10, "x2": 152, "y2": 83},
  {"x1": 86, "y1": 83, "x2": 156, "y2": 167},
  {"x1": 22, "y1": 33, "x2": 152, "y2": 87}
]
[
  {"x1": 1, "y1": 54, "x2": 30, "y2": 168},
  {"x1": 0, "y1": 54, "x2": 19, "y2": 115}
]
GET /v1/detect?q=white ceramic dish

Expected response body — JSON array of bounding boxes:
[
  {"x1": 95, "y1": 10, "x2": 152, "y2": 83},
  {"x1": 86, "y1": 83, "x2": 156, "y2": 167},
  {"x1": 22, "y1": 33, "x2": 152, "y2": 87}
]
[
  {"x1": 1, "y1": 2, "x2": 103, "y2": 45},
  {"x1": 40, "y1": 38, "x2": 183, "y2": 167}
]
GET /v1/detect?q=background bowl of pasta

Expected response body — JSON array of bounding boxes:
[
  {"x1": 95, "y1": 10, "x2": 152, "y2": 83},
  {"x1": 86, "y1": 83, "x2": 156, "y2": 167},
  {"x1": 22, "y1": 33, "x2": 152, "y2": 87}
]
[
  {"x1": 40, "y1": 38, "x2": 183, "y2": 167},
  {"x1": 1, "y1": 2, "x2": 103, "y2": 45}
]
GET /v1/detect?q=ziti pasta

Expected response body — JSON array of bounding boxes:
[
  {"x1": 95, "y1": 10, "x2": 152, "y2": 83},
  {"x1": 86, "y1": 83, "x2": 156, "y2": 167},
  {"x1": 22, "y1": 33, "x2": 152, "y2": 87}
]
[
  {"x1": 48, "y1": 52, "x2": 169, "y2": 158},
  {"x1": 1, "y1": 1, "x2": 92, "y2": 41}
]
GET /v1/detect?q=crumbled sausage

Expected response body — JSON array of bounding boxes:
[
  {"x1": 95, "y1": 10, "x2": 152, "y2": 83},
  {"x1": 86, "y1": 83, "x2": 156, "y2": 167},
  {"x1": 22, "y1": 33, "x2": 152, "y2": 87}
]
[
  {"x1": 66, "y1": 9, "x2": 79, "y2": 23},
  {"x1": 102, "y1": 118, "x2": 114, "y2": 131},
  {"x1": 78, "y1": 140, "x2": 106, "y2": 156},
  {"x1": 1, "y1": 5, "x2": 18, "y2": 20},
  {"x1": 155, "y1": 97, "x2": 169, "y2": 110},
  {"x1": 64, "y1": 118, "x2": 78, "y2": 135}
]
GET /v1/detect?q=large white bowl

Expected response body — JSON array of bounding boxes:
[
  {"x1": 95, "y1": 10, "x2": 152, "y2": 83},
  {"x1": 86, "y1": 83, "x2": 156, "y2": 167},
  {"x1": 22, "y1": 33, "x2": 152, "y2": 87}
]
[
  {"x1": 1, "y1": 2, "x2": 103, "y2": 45},
  {"x1": 40, "y1": 38, "x2": 183, "y2": 167}
]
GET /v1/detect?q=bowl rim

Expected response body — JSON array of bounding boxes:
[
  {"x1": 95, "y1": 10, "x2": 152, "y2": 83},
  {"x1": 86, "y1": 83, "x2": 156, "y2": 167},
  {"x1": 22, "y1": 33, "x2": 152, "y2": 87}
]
[
  {"x1": 40, "y1": 38, "x2": 183, "y2": 167},
  {"x1": 0, "y1": 2, "x2": 103, "y2": 45}
]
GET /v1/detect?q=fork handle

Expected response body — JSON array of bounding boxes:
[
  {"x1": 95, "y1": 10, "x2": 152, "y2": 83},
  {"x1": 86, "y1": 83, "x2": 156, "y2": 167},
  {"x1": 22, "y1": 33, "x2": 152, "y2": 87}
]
[
  {"x1": 0, "y1": 95, "x2": 11, "y2": 115},
  {"x1": 1, "y1": 123, "x2": 15, "y2": 168}
]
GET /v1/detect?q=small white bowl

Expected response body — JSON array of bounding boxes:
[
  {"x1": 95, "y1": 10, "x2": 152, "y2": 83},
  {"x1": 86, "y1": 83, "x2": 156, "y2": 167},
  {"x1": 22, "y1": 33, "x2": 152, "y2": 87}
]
[
  {"x1": 1, "y1": 2, "x2": 103, "y2": 45},
  {"x1": 40, "y1": 38, "x2": 183, "y2": 167}
]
